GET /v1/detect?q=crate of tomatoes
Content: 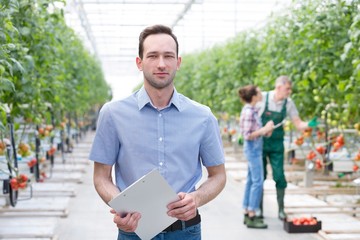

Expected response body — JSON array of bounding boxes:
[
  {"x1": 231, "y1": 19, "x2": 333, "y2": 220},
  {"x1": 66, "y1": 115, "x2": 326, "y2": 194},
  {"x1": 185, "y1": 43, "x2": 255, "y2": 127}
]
[{"x1": 284, "y1": 216, "x2": 321, "y2": 233}]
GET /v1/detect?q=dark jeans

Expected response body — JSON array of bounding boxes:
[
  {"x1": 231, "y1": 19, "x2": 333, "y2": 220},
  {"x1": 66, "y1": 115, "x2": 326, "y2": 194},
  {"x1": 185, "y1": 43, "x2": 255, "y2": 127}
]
[{"x1": 117, "y1": 223, "x2": 201, "y2": 240}]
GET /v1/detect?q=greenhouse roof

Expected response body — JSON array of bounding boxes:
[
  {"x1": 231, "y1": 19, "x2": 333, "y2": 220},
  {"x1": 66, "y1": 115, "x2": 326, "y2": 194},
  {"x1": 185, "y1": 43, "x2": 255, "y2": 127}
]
[{"x1": 64, "y1": 0, "x2": 291, "y2": 99}]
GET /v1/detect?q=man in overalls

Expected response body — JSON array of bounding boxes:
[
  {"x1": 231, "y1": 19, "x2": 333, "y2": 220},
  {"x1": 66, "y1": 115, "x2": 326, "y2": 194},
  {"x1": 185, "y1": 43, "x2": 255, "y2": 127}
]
[{"x1": 259, "y1": 76, "x2": 316, "y2": 220}]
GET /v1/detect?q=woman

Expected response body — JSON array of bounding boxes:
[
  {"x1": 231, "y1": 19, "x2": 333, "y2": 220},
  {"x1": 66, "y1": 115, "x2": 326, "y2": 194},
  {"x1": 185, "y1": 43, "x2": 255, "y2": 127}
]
[{"x1": 238, "y1": 85, "x2": 274, "y2": 229}]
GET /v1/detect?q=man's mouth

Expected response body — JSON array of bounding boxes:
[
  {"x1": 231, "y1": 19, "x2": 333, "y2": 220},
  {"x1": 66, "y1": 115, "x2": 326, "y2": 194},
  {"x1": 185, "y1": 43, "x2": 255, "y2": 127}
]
[{"x1": 155, "y1": 72, "x2": 168, "y2": 77}]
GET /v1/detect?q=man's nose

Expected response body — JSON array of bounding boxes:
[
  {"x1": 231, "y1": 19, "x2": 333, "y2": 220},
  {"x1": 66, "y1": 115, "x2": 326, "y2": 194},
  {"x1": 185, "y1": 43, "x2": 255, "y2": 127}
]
[{"x1": 157, "y1": 56, "x2": 166, "y2": 68}]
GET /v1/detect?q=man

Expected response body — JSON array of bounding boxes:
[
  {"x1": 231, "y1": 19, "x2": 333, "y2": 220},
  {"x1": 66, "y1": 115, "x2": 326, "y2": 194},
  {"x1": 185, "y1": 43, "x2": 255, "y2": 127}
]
[
  {"x1": 89, "y1": 24, "x2": 226, "y2": 240},
  {"x1": 259, "y1": 75, "x2": 316, "y2": 220}
]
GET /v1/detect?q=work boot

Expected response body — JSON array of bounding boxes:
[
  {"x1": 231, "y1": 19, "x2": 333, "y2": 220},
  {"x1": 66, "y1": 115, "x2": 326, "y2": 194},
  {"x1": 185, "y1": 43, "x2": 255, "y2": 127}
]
[
  {"x1": 246, "y1": 217, "x2": 268, "y2": 229},
  {"x1": 243, "y1": 214, "x2": 249, "y2": 224},
  {"x1": 276, "y1": 188, "x2": 287, "y2": 220},
  {"x1": 244, "y1": 214, "x2": 263, "y2": 224}
]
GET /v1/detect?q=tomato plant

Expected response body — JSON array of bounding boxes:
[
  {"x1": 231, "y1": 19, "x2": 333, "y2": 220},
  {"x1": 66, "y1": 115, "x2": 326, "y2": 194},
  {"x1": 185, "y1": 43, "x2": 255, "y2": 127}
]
[
  {"x1": 175, "y1": 0, "x2": 360, "y2": 127},
  {"x1": 0, "y1": 0, "x2": 111, "y2": 127}
]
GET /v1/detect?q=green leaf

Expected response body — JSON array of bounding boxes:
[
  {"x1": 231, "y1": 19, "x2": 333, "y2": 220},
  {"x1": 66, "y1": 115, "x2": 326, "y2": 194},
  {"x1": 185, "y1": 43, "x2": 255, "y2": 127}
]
[
  {"x1": 19, "y1": 27, "x2": 31, "y2": 36},
  {"x1": 9, "y1": 58, "x2": 25, "y2": 74},
  {"x1": 0, "y1": 77, "x2": 15, "y2": 91},
  {"x1": 309, "y1": 71, "x2": 317, "y2": 81}
]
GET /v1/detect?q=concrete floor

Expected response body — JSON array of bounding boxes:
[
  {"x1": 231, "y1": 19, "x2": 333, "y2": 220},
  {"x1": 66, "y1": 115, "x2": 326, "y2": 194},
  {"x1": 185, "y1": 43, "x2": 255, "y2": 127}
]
[
  {"x1": 54, "y1": 133, "x2": 320, "y2": 240},
  {"x1": 2, "y1": 132, "x2": 359, "y2": 239}
]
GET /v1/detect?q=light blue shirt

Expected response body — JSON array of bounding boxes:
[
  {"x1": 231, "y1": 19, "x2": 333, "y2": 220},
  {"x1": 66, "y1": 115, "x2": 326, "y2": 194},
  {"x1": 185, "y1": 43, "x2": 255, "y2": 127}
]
[{"x1": 89, "y1": 86, "x2": 225, "y2": 193}]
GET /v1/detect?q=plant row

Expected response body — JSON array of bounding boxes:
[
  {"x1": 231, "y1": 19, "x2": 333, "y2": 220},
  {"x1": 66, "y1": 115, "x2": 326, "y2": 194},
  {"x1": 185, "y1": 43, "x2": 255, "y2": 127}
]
[
  {"x1": 175, "y1": 0, "x2": 360, "y2": 127},
  {"x1": 0, "y1": 0, "x2": 112, "y2": 128}
]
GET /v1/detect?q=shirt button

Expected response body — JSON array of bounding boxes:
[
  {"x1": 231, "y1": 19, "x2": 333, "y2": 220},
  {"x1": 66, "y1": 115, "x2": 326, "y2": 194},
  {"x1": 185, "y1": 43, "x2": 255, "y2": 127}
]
[
  {"x1": 159, "y1": 113, "x2": 162, "y2": 117},
  {"x1": 159, "y1": 162, "x2": 163, "y2": 166},
  {"x1": 159, "y1": 137, "x2": 163, "y2": 141}
]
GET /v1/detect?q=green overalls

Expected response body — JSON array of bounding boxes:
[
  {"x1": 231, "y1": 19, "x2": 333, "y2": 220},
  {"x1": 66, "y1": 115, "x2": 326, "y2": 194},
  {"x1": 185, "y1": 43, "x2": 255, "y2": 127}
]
[
  {"x1": 261, "y1": 93, "x2": 287, "y2": 189},
  {"x1": 261, "y1": 93, "x2": 288, "y2": 220}
]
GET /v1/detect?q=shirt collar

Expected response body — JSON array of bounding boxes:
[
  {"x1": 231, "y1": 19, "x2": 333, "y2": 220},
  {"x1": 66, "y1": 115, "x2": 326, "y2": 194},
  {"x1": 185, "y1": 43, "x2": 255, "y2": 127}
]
[{"x1": 137, "y1": 85, "x2": 182, "y2": 111}]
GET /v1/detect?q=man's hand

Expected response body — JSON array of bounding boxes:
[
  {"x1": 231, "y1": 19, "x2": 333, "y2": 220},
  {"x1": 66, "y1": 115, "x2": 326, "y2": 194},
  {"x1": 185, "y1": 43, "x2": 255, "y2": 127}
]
[
  {"x1": 166, "y1": 192, "x2": 197, "y2": 221},
  {"x1": 265, "y1": 120, "x2": 274, "y2": 128},
  {"x1": 263, "y1": 120, "x2": 274, "y2": 135},
  {"x1": 308, "y1": 117, "x2": 318, "y2": 127},
  {"x1": 264, "y1": 131, "x2": 273, "y2": 137},
  {"x1": 110, "y1": 209, "x2": 141, "y2": 232}
]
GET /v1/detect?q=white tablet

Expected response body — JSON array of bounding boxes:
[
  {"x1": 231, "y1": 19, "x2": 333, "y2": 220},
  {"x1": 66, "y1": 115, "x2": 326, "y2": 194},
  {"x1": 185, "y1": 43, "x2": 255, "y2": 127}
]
[{"x1": 108, "y1": 169, "x2": 179, "y2": 240}]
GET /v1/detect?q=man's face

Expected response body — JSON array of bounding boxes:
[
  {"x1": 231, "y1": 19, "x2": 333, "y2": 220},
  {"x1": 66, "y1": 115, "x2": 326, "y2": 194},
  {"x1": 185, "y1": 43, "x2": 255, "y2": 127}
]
[
  {"x1": 277, "y1": 82, "x2": 292, "y2": 99},
  {"x1": 136, "y1": 33, "x2": 181, "y2": 89}
]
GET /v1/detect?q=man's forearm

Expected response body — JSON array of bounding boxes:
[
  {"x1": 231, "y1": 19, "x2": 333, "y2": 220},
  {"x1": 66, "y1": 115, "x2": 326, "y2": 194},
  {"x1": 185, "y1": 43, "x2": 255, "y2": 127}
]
[
  {"x1": 191, "y1": 164, "x2": 226, "y2": 208},
  {"x1": 93, "y1": 162, "x2": 121, "y2": 205},
  {"x1": 94, "y1": 176, "x2": 121, "y2": 205},
  {"x1": 292, "y1": 117, "x2": 308, "y2": 131}
]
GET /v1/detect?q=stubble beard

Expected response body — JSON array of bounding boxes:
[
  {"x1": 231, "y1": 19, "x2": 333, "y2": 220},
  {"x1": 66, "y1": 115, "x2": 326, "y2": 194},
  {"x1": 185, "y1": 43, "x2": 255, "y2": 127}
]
[{"x1": 144, "y1": 71, "x2": 176, "y2": 90}]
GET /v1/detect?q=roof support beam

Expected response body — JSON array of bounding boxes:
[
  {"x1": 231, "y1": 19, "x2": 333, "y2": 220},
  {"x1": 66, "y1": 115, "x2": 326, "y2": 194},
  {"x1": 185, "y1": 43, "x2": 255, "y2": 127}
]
[
  {"x1": 171, "y1": 0, "x2": 197, "y2": 28},
  {"x1": 71, "y1": 0, "x2": 99, "y2": 58}
]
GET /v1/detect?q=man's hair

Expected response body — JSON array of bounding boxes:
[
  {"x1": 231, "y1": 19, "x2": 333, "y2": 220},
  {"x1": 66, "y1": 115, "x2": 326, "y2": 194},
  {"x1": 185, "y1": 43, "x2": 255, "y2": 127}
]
[
  {"x1": 138, "y1": 24, "x2": 179, "y2": 59},
  {"x1": 275, "y1": 75, "x2": 292, "y2": 87}
]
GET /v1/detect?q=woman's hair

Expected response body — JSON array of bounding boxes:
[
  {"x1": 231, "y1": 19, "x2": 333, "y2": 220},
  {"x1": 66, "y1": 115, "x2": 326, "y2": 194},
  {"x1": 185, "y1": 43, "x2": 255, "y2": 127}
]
[
  {"x1": 138, "y1": 24, "x2": 179, "y2": 59},
  {"x1": 238, "y1": 85, "x2": 258, "y2": 103}
]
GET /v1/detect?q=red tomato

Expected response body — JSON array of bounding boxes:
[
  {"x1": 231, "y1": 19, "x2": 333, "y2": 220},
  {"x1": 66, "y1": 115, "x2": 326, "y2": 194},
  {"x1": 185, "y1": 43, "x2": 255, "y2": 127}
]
[
  {"x1": 316, "y1": 146, "x2": 325, "y2": 154},
  {"x1": 315, "y1": 159, "x2": 322, "y2": 170},
  {"x1": 19, "y1": 174, "x2": 28, "y2": 182},
  {"x1": 307, "y1": 151, "x2": 316, "y2": 160},
  {"x1": 27, "y1": 158, "x2": 37, "y2": 167},
  {"x1": 333, "y1": 142, "x2": 341, "y2": 151},
  {"x1": 295, "y1": 138, "x2": 304, "y2": 146},
  {"x1": 299, "y1": 217, "x2": 306, "y2": 224},
  {"x1": 10, "y1": 178, "x2": 18, "y2": 190},
  {"x1": 309, "y1": 219, "x2": 317, "y2": 225},
  {"x1": 292, "y1": 218, "x2": 301, "y2": 225},
  {"x1": 10, "y1": 178, "x2": 17, "y2": 185},
  {"x1": 38, "y1": 127, "x2": 44, "y2": 135},
  {"x1": 303, "y1": 131, "x2": 311, "y2": 138},
  {"x1": 18, "y1": 182, "x2": 27, "y2": 189},
  {"x1": 336, "y1": 135, "x2": 344, "y2": 145},
  {"x1": 353, "y1": 165, "x2": 359, "y2": 172}
]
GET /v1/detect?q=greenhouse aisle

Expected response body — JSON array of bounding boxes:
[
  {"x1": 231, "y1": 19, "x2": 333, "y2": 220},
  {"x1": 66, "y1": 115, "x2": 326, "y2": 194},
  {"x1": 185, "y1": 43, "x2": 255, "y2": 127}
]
[
  {"x1": 54, "y1": 131, "x2": 320, "y2": 240},
  {"x1": 53, "y1": 132, "x2": 117, "y2": 239}
]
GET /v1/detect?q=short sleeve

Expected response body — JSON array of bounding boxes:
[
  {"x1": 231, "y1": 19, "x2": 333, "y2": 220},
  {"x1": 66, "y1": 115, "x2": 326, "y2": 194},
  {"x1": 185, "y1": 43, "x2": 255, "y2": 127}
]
[
  {"x1": 199, "y1": 112, "x2": 225, "y2": 167},
  {"x1": 287, "y1": 99, "x2": 299, "y2": 120},
  {"x1": 89, "y1": 103, "x2": 120, "y2": 165}
]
